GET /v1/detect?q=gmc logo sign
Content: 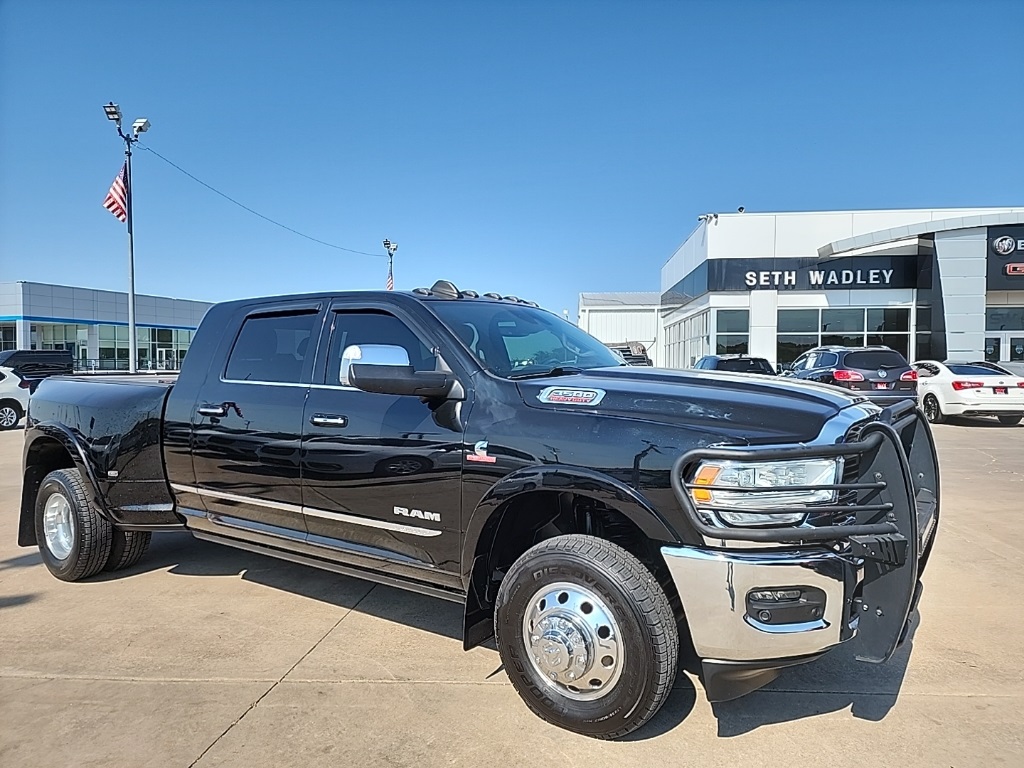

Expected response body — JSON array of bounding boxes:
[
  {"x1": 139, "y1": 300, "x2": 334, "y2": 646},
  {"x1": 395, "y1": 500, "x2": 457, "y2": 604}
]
[{"x1": 1005, "y1": 263, "x2": 1024, "y2": 276}]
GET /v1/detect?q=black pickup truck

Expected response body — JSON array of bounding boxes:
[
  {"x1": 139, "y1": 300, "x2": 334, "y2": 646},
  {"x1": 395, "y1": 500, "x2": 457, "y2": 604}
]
[{"x1": 19, "y1": 280, "x2": 939, "y2": 739}]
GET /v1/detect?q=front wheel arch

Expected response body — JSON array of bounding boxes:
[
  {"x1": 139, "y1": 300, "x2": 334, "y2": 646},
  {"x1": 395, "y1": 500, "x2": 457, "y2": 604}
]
[{"x1": 461, "y1": 467, "x2": 684, "y2": 651}]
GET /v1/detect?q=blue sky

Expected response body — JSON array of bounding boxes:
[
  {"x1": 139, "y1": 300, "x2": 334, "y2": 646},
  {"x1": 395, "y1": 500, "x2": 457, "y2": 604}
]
[{"x1": 1, "y1": 0, "x2": 1022, "y2": 317}]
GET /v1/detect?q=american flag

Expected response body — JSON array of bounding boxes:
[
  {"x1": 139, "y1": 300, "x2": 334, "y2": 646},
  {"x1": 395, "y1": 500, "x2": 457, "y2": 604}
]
[
  {"x1": 103, "y1": 163, "x2": 128, "y2": 222},
  {"x1": 386, "y1": 262, "x2": 394, "y2": 291}
]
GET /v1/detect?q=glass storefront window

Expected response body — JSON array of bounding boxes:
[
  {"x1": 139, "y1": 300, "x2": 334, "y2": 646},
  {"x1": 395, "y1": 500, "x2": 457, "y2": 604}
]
[
  {"x1": 821, "y1": 333, "x2": 864, "y2": 347},
  {"x1": 821, "y1": 309, "x2": 864, "y2": 333},
  {"x1": 867, "y1": 334, "x2": 909, "y2": 358},
  {"x1": 777, "y1": 335, "x2": 818, "y2": 364},
  {"x1": 867, "y1": 308, "x2": 909, "y2": 332},
  {"x1": 1, "y1": 324, "x2": 16, "y2": 351},
  {"x1": 716, "y1": 310, "x2": 749, "y2": 333},
  {"x1": 986, "y1": 307, "x2": 1024, "y2": 331},
  {"x1": 716, "y1": 334, "x2": 748, "y2": 355},
  {"x1": 778, "y1": 309, "x2": 818, "y2": 333}
]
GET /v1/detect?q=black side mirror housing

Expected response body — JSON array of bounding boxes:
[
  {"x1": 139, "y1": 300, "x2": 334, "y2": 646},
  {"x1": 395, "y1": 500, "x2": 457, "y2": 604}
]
[{"x1": 349, "y1": 364, "x2": 463, "y2": 400}]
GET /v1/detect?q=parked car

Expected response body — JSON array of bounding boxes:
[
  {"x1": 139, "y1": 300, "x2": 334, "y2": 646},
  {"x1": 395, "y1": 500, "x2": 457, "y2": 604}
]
[
  {"x1": 781, "y1": 345, "x2": 916, "y2": 405},
  {"x1": 693, "y1": 354, "x2": 776, "y2": 375},
  {"x1": 914, "y1": 360, "x2": 1024, "y2": 425},
  {"x1": 0, "y1": 349, "x2": 74, "y2": 430},
  {"x1": 18, "y1": 281, "x2": 939, "y2": 739}
]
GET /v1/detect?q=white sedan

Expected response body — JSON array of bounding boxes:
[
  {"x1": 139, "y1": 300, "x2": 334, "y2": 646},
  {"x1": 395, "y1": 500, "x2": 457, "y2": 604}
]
[{"x1": 913, "y1": 360, "x2": 1024, "y2": 425}]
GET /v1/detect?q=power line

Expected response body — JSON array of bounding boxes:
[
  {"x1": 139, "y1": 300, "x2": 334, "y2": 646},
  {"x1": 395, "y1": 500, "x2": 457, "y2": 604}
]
[{"x1": 136, "y1": 143, "x2": 385, "y2": 258}]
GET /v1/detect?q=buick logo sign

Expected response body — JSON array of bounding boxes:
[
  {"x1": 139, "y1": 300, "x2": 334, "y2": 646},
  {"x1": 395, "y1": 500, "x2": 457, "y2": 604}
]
[{"x1": 993, "y1": 236, "x2": 1017, "y2": 256}]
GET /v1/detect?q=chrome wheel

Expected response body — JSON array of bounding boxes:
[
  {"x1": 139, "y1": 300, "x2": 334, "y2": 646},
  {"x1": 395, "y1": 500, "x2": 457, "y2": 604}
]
[
  {"x1": 0, "y1": 406, "x2": 17, "y2": 428},
  {"x1": 522, "y1": 581, "x2": 624, "y2": 701},
  {"x1": 43, "y1": 492, "x2": 75, "y2": 560}
]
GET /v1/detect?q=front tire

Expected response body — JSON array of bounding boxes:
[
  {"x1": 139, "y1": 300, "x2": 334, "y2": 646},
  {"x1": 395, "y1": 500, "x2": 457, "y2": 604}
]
[
  {"x1": 997, "y1": 415, "x2": 1022, "y2": 426},
  {"x1": 494, "y1": 535, "x2": 678, "y2": 739},
  {"x1": 923, "y1": 395, "x2": 945, "y2": 424},
  {"x1": 34, "y1": 469, "x2": 113, "y2": 582}
]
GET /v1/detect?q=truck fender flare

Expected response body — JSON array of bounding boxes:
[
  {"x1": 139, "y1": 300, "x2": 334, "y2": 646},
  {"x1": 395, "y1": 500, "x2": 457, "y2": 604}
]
[
  {"x1": 20, "y1": 422, "x2": 113, "y2": 545},
  {"x1": 459, "y1": 465, "x2": 680, "y2": 649},
  {"x1": 464, "y1": 465, "x2": 679, "y2": 564}
]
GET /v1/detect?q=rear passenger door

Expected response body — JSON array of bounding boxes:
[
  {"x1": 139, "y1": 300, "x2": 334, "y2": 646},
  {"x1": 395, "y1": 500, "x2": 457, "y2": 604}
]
[{"x1": 187, "y1": 302, "x2": 323, "y2": 538}]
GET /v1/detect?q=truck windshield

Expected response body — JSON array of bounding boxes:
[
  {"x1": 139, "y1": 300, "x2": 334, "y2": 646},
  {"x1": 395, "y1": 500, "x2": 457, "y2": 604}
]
[{"x1": 427, "y1": 301, "x2": 624, "y2": 378}]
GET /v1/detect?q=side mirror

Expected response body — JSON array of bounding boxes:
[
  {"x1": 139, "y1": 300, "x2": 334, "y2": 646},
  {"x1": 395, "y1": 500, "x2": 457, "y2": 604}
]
[
  {"x1": 778, "y1": 363, "x2": 794, "y2": 373},
  {"x1": 340, "y1": 344, "x2": 410, "y2": 387},
  {"x1": 342, "y1": 344, "x2": 462, "y2": 400},
  {"x1": 349, "y1": 364, "x2": 459, "y2": 399}
]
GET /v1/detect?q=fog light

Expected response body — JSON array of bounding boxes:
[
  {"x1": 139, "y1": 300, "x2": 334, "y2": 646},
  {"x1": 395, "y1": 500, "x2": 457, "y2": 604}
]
[
  {"x1": 749, "y1": 589, "x2": 802, "y2": 602},
  {"x1": 746, "y1": 586, "x2": 827, "y2": 627}
]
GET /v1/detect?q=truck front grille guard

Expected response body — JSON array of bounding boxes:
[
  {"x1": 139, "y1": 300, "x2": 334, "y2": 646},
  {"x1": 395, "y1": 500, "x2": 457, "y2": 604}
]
[{"x1": 670, "y1": 406, "x2": 921, "y2": 545}]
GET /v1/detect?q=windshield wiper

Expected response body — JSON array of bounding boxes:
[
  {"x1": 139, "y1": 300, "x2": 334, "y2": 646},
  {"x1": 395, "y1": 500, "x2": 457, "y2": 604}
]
[{"x1": 509, "y1": 366, "x2": 586, "y2": 380}]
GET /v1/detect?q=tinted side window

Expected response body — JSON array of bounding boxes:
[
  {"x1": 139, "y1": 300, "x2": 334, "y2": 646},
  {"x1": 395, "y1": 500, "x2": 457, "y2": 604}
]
[
  {"x1": 326, "y1": 311, "x2": 434, "y2": 385},
  {"x1": 225, "y1": 311, "x2": 319, "y2": 383},
  {"x1": 816, "y1": 352, "x2": 839, "y2": 368}
]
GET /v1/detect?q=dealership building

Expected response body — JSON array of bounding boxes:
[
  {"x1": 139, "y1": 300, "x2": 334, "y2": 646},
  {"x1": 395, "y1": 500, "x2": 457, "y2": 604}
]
[
  {"x1": 581, "y1": 206, "x2": 1024, "y2": 369},
  {"x1": 0, "y1": 281, "x2": 211, "y2": 370}
]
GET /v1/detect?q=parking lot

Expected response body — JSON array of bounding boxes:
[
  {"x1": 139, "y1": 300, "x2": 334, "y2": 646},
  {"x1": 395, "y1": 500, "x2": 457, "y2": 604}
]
[{"x1": 1, "y1": 419, "x2": 1022, "y2": 767}]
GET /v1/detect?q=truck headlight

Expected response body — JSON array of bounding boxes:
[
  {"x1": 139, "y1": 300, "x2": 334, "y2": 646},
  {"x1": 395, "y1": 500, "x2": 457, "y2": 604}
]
[{"x1": 689, "y1": 457, "x2": 843, "y2": 527}]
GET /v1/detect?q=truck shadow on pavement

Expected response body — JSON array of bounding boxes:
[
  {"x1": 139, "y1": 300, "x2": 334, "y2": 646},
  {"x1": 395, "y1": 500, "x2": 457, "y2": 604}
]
[
  {"x1": 78, "y1": 531, "x2": 914, "y2": 738},
  {"x1": 709, "y1": 615, "x2": 918, "y2": 737}
]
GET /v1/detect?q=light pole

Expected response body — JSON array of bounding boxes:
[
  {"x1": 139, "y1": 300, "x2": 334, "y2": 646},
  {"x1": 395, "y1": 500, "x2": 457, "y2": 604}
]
[
  {"x1": 103, "y1": 102, "x2": 150, "y2": 373},
  {"x1": 382, "y1": 239, "x2": 398, "y2": 290}
]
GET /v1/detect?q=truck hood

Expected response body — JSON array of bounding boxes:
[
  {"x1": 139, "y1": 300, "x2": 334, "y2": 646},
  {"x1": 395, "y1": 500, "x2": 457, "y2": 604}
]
[{"x1": 517, "y1": 366, "x2": 872, "y2": 444}]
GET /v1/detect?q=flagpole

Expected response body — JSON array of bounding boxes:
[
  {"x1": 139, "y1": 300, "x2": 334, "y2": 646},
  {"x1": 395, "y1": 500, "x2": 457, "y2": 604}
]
[
  {"x1": 103, "y1": 103, "x2": 149, "y2": 374},
  {"x1": 125, "y1": 140, "x2": 137, "y2": 373}
]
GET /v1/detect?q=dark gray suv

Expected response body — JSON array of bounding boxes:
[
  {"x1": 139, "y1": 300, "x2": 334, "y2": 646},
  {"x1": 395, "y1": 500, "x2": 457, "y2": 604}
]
[{"x1": 780, "y1": 345, "x2": 917, "y2": 405}]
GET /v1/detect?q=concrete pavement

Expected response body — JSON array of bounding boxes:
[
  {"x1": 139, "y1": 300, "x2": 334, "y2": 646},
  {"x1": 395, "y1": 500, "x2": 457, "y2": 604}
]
[{"x1": 1, "y1": 419, "x2": 1022, "y2": 767}]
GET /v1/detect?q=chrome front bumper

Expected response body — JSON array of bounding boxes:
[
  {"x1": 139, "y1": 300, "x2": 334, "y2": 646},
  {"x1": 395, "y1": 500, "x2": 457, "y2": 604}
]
[{"x1": 661, "y1": 544, "x2": 858, "y2": 662}]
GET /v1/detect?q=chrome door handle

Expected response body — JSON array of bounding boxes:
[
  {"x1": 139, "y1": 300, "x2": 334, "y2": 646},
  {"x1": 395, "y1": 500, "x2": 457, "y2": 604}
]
[
  {"x1": 197, "y1": 404, "x2": 228, "y2": 417},
  {"x1": 309, "y1": 414, "x2": 348, "y2": 428}
]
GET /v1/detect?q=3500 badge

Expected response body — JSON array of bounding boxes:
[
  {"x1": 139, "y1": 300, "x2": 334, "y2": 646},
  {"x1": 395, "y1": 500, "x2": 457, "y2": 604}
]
[{"x1": 536, "y1": 387, "x2": 607, "y2": 406}]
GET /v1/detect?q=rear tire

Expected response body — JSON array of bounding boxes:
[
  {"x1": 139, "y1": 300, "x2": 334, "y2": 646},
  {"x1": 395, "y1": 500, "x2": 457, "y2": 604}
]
[
  {"x1": 0, "y1": 401, "x2": 22, "y2": 430},
  {"x1": 34, "y1": 469, "x2": 112, "y2": 582},
  {"x1": 104, "y1": 530, "x2": 152, "y2": 571},
  {"x1": 997, "y1": 415, "x2": 1022, "y2": 426},
  {"x1": 923, "y1": 395, "x2": 945, "y2": 424},
  {"x1": 494, "y1": 534, "x2": 678, "y2": 739}
]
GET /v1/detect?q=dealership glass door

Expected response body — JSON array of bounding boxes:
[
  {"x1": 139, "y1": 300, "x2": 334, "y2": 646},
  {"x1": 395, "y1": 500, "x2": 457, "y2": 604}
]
[{"x1": 984, "y1": 335, "x2": 1024, "y2": 363}]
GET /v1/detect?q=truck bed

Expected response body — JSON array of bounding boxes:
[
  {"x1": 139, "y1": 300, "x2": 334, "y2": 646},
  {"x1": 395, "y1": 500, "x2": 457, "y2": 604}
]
[{"x1": 26, "y1": 374, "x2": 179, "y2": 528}]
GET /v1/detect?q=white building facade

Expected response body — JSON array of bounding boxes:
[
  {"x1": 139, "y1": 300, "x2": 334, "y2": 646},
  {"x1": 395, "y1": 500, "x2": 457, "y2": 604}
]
[
  {"x1": 656, "y1": 207, "x2": 1024, "y2": 369},
  {"x1": 0, "y1": 281, "x2": 212, "y2": 370},
  {"x1": 577, "y1": 292, "x2": 661, "y2": 364}
]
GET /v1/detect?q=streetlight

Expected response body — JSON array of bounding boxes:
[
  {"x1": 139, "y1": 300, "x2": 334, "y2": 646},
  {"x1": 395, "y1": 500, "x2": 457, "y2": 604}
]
[
  {"x1": 383, "y1": 239, "x2": 398, "y2": 290},
  {"x1": 104, "y1": 102, "x2": 150, "y2": 373}
]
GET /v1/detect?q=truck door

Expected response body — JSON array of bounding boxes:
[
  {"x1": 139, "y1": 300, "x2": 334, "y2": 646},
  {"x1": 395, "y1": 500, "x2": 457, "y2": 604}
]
[
  {"x1": 188, "y1": 302, "x2": 323, "y2": 538},
  {"x1": 300, "y1": 303, "x2": 465, "y2": 573}
]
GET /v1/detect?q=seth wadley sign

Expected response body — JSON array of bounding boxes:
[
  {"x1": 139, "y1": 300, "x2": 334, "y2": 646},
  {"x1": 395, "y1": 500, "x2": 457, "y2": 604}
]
[
  {"x1": 702, "y1": 255, "x2": 924, "y2": 292},
  {"x1": 744, "y1": 268, "x2": 896, "y2": 287}
]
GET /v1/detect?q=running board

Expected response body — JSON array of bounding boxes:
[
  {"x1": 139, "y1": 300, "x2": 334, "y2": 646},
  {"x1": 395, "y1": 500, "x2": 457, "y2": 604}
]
[{"x1": 191, "y1": 530, "x2": 466, "y2": 604}]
